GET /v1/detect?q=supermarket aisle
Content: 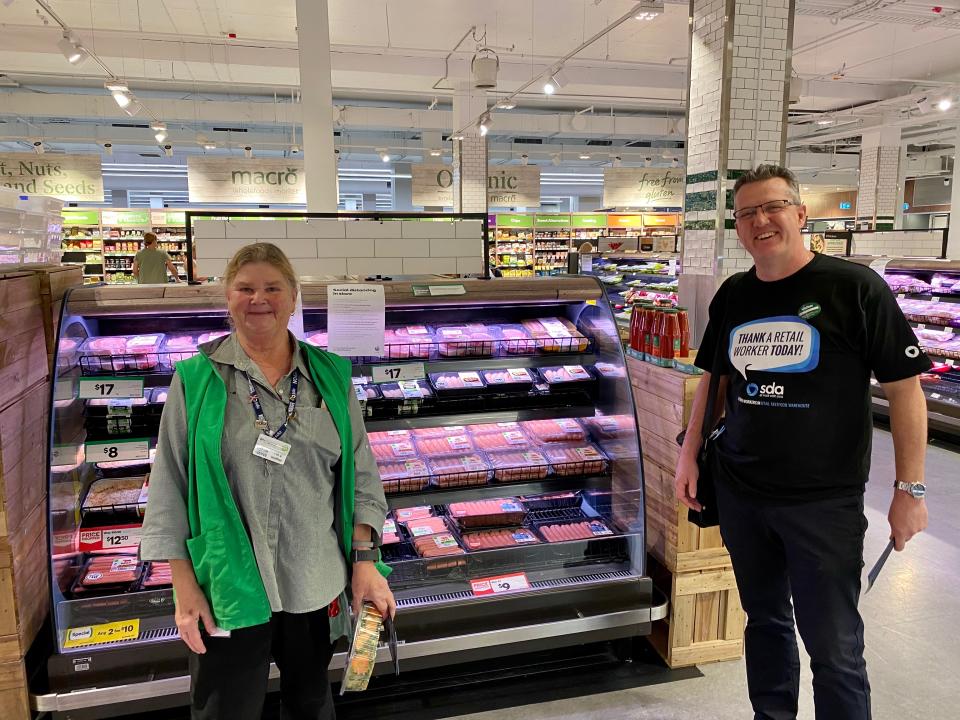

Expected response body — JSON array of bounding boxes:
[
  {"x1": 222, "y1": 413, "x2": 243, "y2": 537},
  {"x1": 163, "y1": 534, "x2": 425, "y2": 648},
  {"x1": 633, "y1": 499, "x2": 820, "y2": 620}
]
[{"x1": 439, "y1": 428, "x2": 960, "y2": 720}]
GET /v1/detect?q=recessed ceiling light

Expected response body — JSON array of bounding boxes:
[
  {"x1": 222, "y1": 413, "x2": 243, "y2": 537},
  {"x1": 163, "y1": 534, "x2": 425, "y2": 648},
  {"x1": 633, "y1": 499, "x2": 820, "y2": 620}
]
[
  {"x1": 938, "y1": 98, "x2": 953, "y2": 112},
  {"x1": 579, "y1": 153, "x2": 591, "y2": 160}
]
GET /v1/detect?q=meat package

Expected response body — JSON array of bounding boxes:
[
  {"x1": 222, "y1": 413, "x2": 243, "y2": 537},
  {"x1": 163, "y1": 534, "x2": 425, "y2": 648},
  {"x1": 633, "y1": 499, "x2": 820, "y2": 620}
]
[
  {"x1": 542, "y1": 443, "x2": 609, "y2": 476},
  {"x1": 82, "y1": 477, "x2": 147, "y2": 511},
  {"x1": 377, "y1": 379, "x2": 433, "y2": 400},
  {"x1": 377, "y1": 458, "x2": 430, "y2": 493},
  {"x1": 384, "y1": 325, "x2": 434, "y2": 359},
  {"x1": 434, "y1": 324, "x2": 498, "y2": 357},
  {"x1": 885, "y1": 274, "x2": 933, "y2": 294},
  {"x1": 305, "y1": 331, "x2": 328, "y2": 348},
  {"x1": 498, "y1": 324, "x2": 537, "y2": 354},
  {"x1": 521, "y1": 418, "x2": 586, "y2": 444},
  {"x1": 368, "y1": 429, "x2": 413, "y2": 445},
  {"x1": 381, "y1": 519, "x2": 401, "y2": 545},
  {"x1": 593, "y1": 362, "x2": 626, "y2": 378},
  {"x1": 414, "y1": 425, "x2": 467, "y2": 439},
  {"x1": 403, "y1": 516, "x2": 450, "y2": 538},
  {"x1": 519, "y1": 490, "x2": 582, "y2": 510},
  {"x1": 447, "y1": 498, "x2": 526, "y2": 528},
  {"x1": 57, "y1": 337, "x2": 80, "y2": 369},
  {"x1": 341, "y1": 603, "x2": 385, "y2": 693},
  {"x1": 412, "y1": 532, "x2": 465, "y2": 559},
  {"x1": 393, "y1": 506, "x2": 434, "y2": 523},
  {"x1": 198, "y1": 330, "x2": 230, "y2": 345},
  {"x1": 898, "y1": 298, "x2": 960, "y2": 328},
  {"x1": 76, "y1": 555, "x2": 143, "y2": 591},
  {"x1": 151, "y1": 387, "x2": 169, "y2": 404},
  {"x1": 81, "y1": 334, "x2": 166, "y2": 372},
  {"x1": 160, "y1": 333, "x2": 200, "y2": 360},
  {"x1": 428, "y1": 371, "x2": 486, "y2": 396},
  {"x1": 427, "y1": 453, "x2": 492, "y2": 487},
  {"x1": 371, "y1": 440, "x2": 418, "y2": 461},
  {"x1": 915, "y1": 328, "x2": 960, "y2": 359},
  {"x1": 467, "y1": 422, "x2": 522, "y2": 436},
  {"x1": 487, "y1": 450, "x2": 551, "y2": 482},
  {"x1": 460, "y1": 527, "x2": 540, "y2": 551},
  {"x1": 539, "y1": 365, "x2": 594, "y2": 387},
  {"x1": 480, "y1": 367, "x2": 537, "y2": 392},
  {"x1": 471, "y1": 429, "x2": 531, "y2": 452},
  {"x1": 141, "y1": 561, "x2": 173, "y2": 589},
  {"x1": 415, "y1": 433, "x2": 477, "y2": 457},
  {"x1": 598, "y1": 439, "x2": 639, "y2": 461},
  {"x1": 538, "y1": 520, "x2": 614, "y2": 542},
  {"x1": 581, "y1": 415, "x2": 636, "y2": 441},
  {"x1": 521, "y1": 318, "x2": 589, "y2": 353}
]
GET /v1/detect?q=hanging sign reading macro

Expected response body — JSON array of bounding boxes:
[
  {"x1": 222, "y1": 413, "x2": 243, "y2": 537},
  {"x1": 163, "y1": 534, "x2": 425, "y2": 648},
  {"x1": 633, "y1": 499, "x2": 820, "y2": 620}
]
[
  {"x1": 0, "y1": 153, "x2": 104, "y2": 201},
  {"x1": 187, "y1": 157, "x2": 306, "y2": 204},
  {"x1": 411, "y1": 164, "x2": 541, "y2": 208},
  {"x1": 602, "y1": 168, "x2": 685, "y2": 209}
]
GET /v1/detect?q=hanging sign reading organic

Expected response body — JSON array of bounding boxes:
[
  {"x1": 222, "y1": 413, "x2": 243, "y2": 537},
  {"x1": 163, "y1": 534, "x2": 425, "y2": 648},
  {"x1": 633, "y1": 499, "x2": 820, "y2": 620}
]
[
  {"x1": 411, "y1": 164, "x2": 541, "y2": 208},
  {"x1": 187, "y1": 157, "x2": 306, "y2": 204},
  {"x1": 0, "y1": 154, "x2": 104, "y2": 201},
  {"x1": 602, "y1": 168, "x2": 685, "y2": 209}
]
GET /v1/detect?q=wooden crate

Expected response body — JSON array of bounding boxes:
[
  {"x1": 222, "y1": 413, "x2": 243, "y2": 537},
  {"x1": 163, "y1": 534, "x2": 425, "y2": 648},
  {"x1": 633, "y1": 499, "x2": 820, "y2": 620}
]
[
  {"x1": 0, "y1": 500, "x2": 49, "y2": 664},
  {"x1": 0, "y1": 272, "x2": 48, "y2": 413},
  {"x1": 5, "y1": 264, "x2": 83, "y2": 371},
  {"x1": 0, "y1": 380, "x2": 49, "y2": 538},
  {"x1": 0, "y1": 658, "x2": 30, "y2": 720}
]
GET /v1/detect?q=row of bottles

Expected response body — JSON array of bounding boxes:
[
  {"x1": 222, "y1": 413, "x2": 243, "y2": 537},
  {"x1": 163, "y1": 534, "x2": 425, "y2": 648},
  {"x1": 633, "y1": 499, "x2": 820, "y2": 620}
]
[{"x1": 628, "y1": 304, "x2": 690, "y2": 367}]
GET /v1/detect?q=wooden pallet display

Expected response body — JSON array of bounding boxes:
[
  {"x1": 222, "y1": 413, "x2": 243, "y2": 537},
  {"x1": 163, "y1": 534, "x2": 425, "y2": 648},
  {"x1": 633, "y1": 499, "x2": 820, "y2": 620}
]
[
  {"x1": 627, "y1": 355, "x2": 745, "y2": 667},
  {"x1": 6, "y1": 263, "x2": 83, "y2": 372}
]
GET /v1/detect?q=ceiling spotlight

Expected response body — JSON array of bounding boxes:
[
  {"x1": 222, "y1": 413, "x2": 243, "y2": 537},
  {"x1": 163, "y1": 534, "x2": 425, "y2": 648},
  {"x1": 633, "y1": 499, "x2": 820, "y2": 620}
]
[
  {"x1": 635, "y1": 0, "x2": 663, "y2": 20},
  {"x1": 544, "y1": 67, "x2": 569, "y2": 95},
  {"x1": 204, "y1": 141, "x2": 217, "y2": 150},
  {"x1": 429, "y1": 148, "x2": 442, "y2": 157},
  {"x1": 495, "y1": 99, "x2": 516, "y2": 110},
  {"x1": 378, "y1": 148, "x2": 390, "y2": 162},
  {"x1": 103, "y1": 142, "x2": 113, "y2": 156},
  {"x1": 478, "y1": 114, "x2": 491, "y2": 136},
  {"x1": 938, "y1": 98, "x2": 953, "y2": 112},
  {"x1": 551, "y1": 153, "x2": 561, "y2": 166},
  {"x1": 163, "y1": 145, "x2": 174, "y2": 158},
  {"x1": 244, "y1": 146, "x2": 253, "y2": 159},
  {"x1": 612, "y1": 155, "x2": 622, "y2": 167},
  {"x1": 816, "y1": 117, "x2": 835, "y2": 126},
  {"x1": 579, "y1": 153, "x2": 591, "y2": 160},
  {"x1": 521, "y1": 153, "x2": 529, "y2": 166},
  {"x1": 57, "y1": 33, "x2": 87, "y2": 65},
  {"x1": 290, "y1": 145, "x2": 300, "y2": 154},
  {"x1": 32, "y1": 140, "x2": 44, "y2": 155},
  {"x1": 450, "y1": 133, "x2": 465, "y2": 141},
  {"x1": 151, "y1": 121, "x2": 167, "y2": 143}
]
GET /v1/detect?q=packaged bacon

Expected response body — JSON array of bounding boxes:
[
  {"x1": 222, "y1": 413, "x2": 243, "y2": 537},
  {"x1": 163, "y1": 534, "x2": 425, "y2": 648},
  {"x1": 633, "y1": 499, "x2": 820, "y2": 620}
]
[
  {"x1": 427, "y1": 453, "x2": 492, "y2": 488},
  {"x1": 487, "y1": 450, "x2": 550, "y2": 482},
  {"x1": 542, "y1": 443, "x2": 609, "y2": 477},
  {"x1": 377, "y1": 458, "x2": 430, "y2": 494},
  {"x1": 447, "y1": 498, "x2": 525, "y2": 528},
  {"x1": 521, "y1": 418, "x2": 586, "y2": 444}
]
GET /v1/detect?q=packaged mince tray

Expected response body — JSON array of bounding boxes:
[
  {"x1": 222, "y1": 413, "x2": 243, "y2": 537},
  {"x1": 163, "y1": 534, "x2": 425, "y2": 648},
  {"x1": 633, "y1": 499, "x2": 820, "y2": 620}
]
[
  {"x1": 487, "y1": 450, "x2": 550, "y2": 483},
  {"x1": 160, "y1": 333, "x2": 200, "y2": 361},
  {"x1": 427, "y1": 453, "x2": 492, "y2": 488},
  {"x1": 377, "y1": 458, "x2": 430, "y2": 494},
  {"x1": 446, "y1": 498, "x2": 526, "y2": 528}
]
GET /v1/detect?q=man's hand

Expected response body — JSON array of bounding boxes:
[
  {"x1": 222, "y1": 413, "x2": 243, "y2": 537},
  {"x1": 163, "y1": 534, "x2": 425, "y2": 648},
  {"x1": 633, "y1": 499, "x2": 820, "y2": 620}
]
[
  {"x1": 888, "y1": 491, "x2": 928, "y2": 551},
  {"x1": 674, "y1": 452, "x2": 702, "y2": 512},
  {"x1": 351, "y1": 561, "x2": 396, "y2": 620},
  {"x1": 170, "y1": 560, "x2": 217, "y2": 654}
]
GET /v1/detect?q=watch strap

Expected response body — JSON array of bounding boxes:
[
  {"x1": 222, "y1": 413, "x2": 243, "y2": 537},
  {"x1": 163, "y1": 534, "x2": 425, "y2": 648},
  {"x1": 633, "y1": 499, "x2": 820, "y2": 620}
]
[{"x1": 351, "y1": 548, "x2": 380, "y2": 563}]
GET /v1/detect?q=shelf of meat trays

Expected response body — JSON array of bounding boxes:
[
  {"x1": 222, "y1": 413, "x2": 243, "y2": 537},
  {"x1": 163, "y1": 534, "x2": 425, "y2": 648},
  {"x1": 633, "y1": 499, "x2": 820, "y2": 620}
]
[{"x1": 364, "y1": 403, "x2": 598, "y2": 432}]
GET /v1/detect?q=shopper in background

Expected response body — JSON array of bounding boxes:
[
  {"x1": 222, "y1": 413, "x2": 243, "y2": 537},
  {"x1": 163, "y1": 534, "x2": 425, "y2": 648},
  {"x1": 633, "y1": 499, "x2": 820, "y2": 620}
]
[
  {"x1": 132, "y1": 232, "x2": 181, "y2": 283},
  {"x1": 141, "y1": 242, "x2": 394, "y2": 720},
  {"x1": 675, "y1": 164, "x2": 929, "y2": 719}
]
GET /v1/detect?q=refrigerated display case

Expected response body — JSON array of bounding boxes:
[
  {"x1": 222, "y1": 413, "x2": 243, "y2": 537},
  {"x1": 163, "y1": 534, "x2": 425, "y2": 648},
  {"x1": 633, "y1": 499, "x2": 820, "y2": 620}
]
[
  {"x1": 36, "y1": 276, "x2": 664, "y2": 716},
  {"x1": 848, "y1": 257, "x2": 960, "y2": 437}
]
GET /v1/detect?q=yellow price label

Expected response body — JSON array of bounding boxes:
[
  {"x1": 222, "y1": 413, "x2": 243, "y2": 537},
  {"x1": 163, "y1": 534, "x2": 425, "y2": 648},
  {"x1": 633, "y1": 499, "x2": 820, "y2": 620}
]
[
  {"x1": 64, "y1": 619, "x2": 140, "y2": 648},
  {"x1": 585, "y1": 299, "x2": 598, "y2": 306}
]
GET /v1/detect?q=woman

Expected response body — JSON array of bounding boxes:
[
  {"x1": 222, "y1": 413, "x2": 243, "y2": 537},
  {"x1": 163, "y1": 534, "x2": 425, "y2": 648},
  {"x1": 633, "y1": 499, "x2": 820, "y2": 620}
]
[
  {"x1": 132, "y1": 232, "x2": 181, "y2": 284},
  {"x1": 141, "y1": 242, "x2": 394, "y2": 720}
]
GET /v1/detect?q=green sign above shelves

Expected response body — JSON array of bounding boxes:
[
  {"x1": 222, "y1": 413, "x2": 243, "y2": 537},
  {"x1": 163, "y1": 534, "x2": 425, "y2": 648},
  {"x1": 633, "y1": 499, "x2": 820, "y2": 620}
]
[
  {"x1": 101, "y1": 210, "x2": 151, "y2": 226},
  {"x1": 61, "y1": 210, "x2": 100, "y2": 225},
  {"x1": 571, "y1": 214, "x2": 607, "y2": 228},
  {"x1": 151, "y1": 210, "x2": 186, "y2": 226},
  {"x1": 495, "y1": 214, "x2": 534, "y2": 228},
  {"x1": 534, "y1": 214, "x2": 572, "y2": 227}
]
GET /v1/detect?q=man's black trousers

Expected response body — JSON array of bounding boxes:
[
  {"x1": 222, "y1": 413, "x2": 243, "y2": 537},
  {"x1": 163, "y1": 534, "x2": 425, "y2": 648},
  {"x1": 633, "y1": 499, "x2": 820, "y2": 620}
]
[{"x1": 715, "y1": 478, "x2": 871, "y2": 720}]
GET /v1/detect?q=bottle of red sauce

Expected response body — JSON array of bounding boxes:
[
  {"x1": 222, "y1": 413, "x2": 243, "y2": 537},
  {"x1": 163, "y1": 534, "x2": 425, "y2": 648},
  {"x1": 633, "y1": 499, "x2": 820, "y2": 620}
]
[
  {"x1": 676, "y1": 307, "x2": 690, "y2": 358},
  {"x1": 629, "y1": 305, "x2": 642, "y2": 352},
  {"x1": 660, "y1": 309, "x2": 680, "y2": 366},
  {"x1": 649, "y1": 308, "x2": 663, "y2": 365}
]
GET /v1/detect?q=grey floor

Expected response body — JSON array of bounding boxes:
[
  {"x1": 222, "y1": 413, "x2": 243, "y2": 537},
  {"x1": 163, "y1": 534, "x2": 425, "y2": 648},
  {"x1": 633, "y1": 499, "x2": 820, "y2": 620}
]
[{"x1": 442, "y1": 428, "x2": 960, "y2": 720}]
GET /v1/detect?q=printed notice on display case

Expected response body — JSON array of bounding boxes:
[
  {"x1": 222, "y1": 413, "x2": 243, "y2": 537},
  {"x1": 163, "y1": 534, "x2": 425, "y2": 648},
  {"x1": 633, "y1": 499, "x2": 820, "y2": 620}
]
[
  {"x1": 64, "y1": 619, "x2": 141, "y2": 649},
  {"x1": 470, "y1": 572, "x2": 531, "y2": 596},
  {"x1": 87, "y1": 438, "x2": 150, "y2": 463},
  {"x1": 327, "y1": 285, "x2": 386, "y2": 357},
  {"x1": 78, "y1": 377, "x2": 145, "y2": 399}
]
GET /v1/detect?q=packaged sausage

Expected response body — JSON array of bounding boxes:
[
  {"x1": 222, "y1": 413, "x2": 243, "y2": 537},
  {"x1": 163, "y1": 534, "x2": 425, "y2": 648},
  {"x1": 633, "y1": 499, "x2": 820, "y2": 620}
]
[
  {"x1": 381, "y1": 518, "x2": 401, "y2": 545},
  {"x1": 521, "y1": 318, "x2": 589, "y2": 353},
  {"x1": 393, "y1": 506, "x2": 434, "y2": 523},
  {"x1": 403, "y1": 516, "x2": 449, "y2": 538},
  {"x1": 479, "y1": 367, "x2": 536, "y2": 393},
  {"x1": 369, "y1": 429, "x2": 413, "y2": 445},
  {"x1": 412, "y1": 532, "x2": 465, "y2": 558},
  {"x1": 471, "y1": 429, "x2": 532, "y2": 453},
  {"x1": 538, "y1": 365, "x2": 594, "y2": 386},
  {"x1": 460, "y1": 527, "x2": 540, "y2": 551},
  {"x1": 447, "y1": 498, "x2": 525, "y2": 528},
  {"x1": 541, "y1": 443, "x2": 608, "y2": 477},
  {"x1": 521, "y1": 418, "x2": 586, "y2": 444},
  {"x1": 371, "y1": 440, "x2": 418, "y2": 462},
  {"x1": 467, "y1": 422, "x2": 522, "y2": 436},
  {"x1": 415, "y1": 433, "x2": 476, "y2": 457},
  {"x1": 413, "y1": 425, "x2": 467, "y2": 440},
  {"x1": 537, "y1": 520, "x2": 614, "y2": 543},
  {"x1": 141, "y1": 561, "x2": 173, "y2": 589},
  {"x1": 519, "y1": 490, "x2": 582, "y2": 511},
  {"x1": 427, "y1": 453, "x2": 492, "y2": 488},
  {"x1": 377, "y1": 458, "x2": 430, "y2": 494},
  {"x1": 77, "y1": 555, "x2": 143, "y2": 589},
  {"x1": 581, "y1": 414, "x2": 636, "y2": 441},
  {"x1": 487, "y1": 450, "x2": 550, "y2": 482}
]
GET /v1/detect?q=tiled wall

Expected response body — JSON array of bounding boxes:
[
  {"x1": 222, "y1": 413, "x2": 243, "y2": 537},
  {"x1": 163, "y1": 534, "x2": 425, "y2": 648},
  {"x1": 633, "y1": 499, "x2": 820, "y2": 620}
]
[
  {"x1": 857, "y1": 146, "x2": 902, "y2": 229},
  {"x1": 453, "y1": 136, "x2": 488, "y2": 214},
  {"x1": 192, "y1": 218, "x2": 485, "y2": 278},
  {"x1": 852, "y1": 231, "x2": 944, "y2": 258}
]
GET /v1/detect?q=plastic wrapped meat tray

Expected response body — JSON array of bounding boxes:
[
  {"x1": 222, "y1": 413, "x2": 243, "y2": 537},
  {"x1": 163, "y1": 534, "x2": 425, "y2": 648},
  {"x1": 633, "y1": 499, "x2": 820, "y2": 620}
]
[
  {"x1": 521, "y1": 418, "x2": 586, "y2": 444},
  {"x1": 84, "y1": 396, "x2": 151, "y2": 417},
  {"x1": 82, "y1": 477, "x2": 146, "y2": 512},
  {"x1": 581, "y1": 415, "x2": 636, "y2": 441},
  {"x1": 151, "y1": 387, "x2": 170, "y2": 405},
  {"x1": 81, "y1": 334, "x2": 166, "y2": 372},
  {"x1": 415, "y1": 433, "x2": 476, "y2": 457},
  {"x1": 537, "y1": 520, "x2": 614, "y2": 543},
  {"x1": 471, "y1": 429, "x2": 531, "y2": 452},
  {"x1": 412, "y1": 532, "x2": 465, "y2": 560},
  {"x1": 498, "y1": 324, "x2": 537, "y2": 355},
  {"x1": 371, "y1": 440, "x2": 418, "y2": 462},
  {"x1": 414, "y1": 425, "x2": 467, "y2": 439},
  {"x1": 377, "y1": 458, "x2": 430, "y2": 494},
  {"x1": 434, "y1": 324, "x2": 498, "y2": 358},
  {"x1": 539, "y1": 365, "x2": 595, "y2": 388},
  {"x1": 488, "y1": 450, "x2": 550, "y2": 482},
  {"x1": 160, "y1": 333, "x2": 199, "y2": 361},
  {"x1": 384, "y1": 325, "x2": 433, "y2": 360},
  {"x1": 403, "y1": 516, "x2": 450, "y2": 538},
  {"x1": 393, "y1": 506, "x2": 434, "y2": 523},
  {"x1": 377, "y1": 379, "x2": 433, "y2": 400},
  {"x1": 447, "y1": 498, "x2": 525, "y2": 528},
  {"x1": 542, "y1": 443, "x2": 609, "y2": 477},
  {"x1": 520, "y1": 318, "x2": 589, "y2": 353},
  {"x1": 427, "y1": 453, "x2": 492, "y2": 488},
  {"x1": 368, "y1": 429, "x2": 413, "y2": 445},
  {"x1": 460, "y1": 527, "x2": 540, "y2": 551},
  {"x1": 305, "y1": 331, "x2": 328, "y2": 348},
  {"x1": 519, "y1": 490, "x2": 582, "y2": 510},
  {"x1": 467, "y1": 422, "x2": 522, "y2": 436},
  {"x1": 198, "y1": 330, "x2": 230, "y2": 345},
  {"x1": 428, "y1": 371, "x2": 486, "y2": 397},
  {"x1": 480, "y1": 367, "x2": 536, "y2": 393},
  {"x1": 381, "y1": 518, "x2": 401, "y2": 545},
  {"x1": 141, "y1": 561, "x2": 172, "y2": 589},
  {"x1": 57, "y1": 337, "x2": 80, "y2": 370},
  {"x1": 73, "y1": 555, "x2": 143, "y2": 595},
  {"x1": 593, "y1": 362, "x2": 626, "y2": 378}
]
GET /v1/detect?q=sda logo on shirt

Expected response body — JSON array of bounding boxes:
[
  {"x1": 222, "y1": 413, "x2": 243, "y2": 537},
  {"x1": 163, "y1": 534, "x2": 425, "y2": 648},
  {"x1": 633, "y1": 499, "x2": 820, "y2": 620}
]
[{"x1": 746, "y1": 382, "x2": 784, "y2": 399}]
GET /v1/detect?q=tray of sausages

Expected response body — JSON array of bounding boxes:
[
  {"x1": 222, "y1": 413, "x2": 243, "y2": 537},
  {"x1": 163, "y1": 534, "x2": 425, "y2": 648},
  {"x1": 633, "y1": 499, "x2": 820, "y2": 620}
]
[
  {"x1": 535, "y1": 519, "x2": 615, "y2": 543},
  {"x1": 426, "y1": 453, "x2": 492, "y2": 488},
  {"x1": 371, "y1": 438, "x2": 419, "y2": 462},
  {"x1": 446, "y1": 498, "x2": 526, "y2": 529},
  {"x1": 520, "y1": 418, "x2": 586, "y2": 444},
  {"x1": 519, "y1": 490, "x2": 583, "y2": 511},
  {"x1": 368, "y1": 429, "x2": 413, "y2": 445},
  {"x1": 538, "y1": 365, "x2": 597, "y2": 393},
  {"x1": 470, "y1": 428, "x2": 532, "y2": 453},
  {"x1": 377, "y1": 379, "x2": 434, "y2": 402},
  {"x1": 581, "y1": 414, "x2": 636, "y2": 441},
  {"x1": 487, "y1": 450, "x2": 551, "y2": 483},
  {"x1": 139, "y1": 561, "x2": 173, "y2": 589},
  {"x1": 414, "y1": 432, "x2": 477, "y2": 457},
  {"x1": 460, "y1": 527, "x2": 540, "y2": 551},
  {"x1": 540, "y1": 443, "x2": 609, "y2": 477},
  {"x1": 71, "y1": 554, "x2": 144, "y2": 597},
  {"x1": 376, "y1": 457, "x2": 431, "y2": 494},
  {"x1": 479, "y1": 367, "x2": 537, "y2": 394}
]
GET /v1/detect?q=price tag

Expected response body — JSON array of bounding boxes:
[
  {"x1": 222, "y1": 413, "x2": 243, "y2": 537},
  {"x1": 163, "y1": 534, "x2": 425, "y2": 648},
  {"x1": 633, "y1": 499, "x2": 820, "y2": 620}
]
[
  {"x1": 54, "y1": 377, "x2": 76, "y2": 402},
  {"x1": 51, "y1": 444, "x2": 84, "y2": 467},
  {"x1": 87, "y1": 438, "x2": 150, "y2": 463},
  {"x1": 668, "y1": 258, "x2": 678, "y2": 276},
  {"x1": 470, "y1": 572, "x2": 531, "y2": 596},
  {"x1": 931, "y1": 393, "x2": 941, "y2": 399},
  {"x1": 931, "y1": 296, "x2": 940, "y2": 303},
  {"x1": 372, "y1": 363, "x2": 425, "y2": 383},
  {"x1": 64, "y1": 619, "x2": 140, "y2": 649},
  {"x1": 79, "y1": 377, "x2": 144, "y2": 399},
  {"x1": 79, "y1": 525, "x2": 143, "y2": 552}
]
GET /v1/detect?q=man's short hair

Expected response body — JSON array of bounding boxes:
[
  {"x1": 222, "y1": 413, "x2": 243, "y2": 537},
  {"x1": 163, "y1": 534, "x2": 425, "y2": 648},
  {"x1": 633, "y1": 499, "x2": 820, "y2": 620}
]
[
  {"x1": 144, "y1": 232, "x2": 158, "y2": 245},
  {"x1": 733, "y1": 164, "x2": 802, "y2": 204}
]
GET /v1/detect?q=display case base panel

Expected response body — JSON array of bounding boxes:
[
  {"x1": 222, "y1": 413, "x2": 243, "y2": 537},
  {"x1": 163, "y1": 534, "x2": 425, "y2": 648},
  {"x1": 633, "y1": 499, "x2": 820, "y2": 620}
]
[{"x1": 37, "y1": 572, "x2": 663, "y2": 714}]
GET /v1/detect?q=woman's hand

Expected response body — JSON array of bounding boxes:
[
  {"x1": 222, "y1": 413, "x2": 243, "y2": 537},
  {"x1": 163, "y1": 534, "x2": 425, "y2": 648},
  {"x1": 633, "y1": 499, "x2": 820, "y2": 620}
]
[
  {"x1": 351, "y1": 562, "x2": 396, "y2": 620},
  {"x1": 170, "y1": 559, "x2": 217, "y2": 654}
]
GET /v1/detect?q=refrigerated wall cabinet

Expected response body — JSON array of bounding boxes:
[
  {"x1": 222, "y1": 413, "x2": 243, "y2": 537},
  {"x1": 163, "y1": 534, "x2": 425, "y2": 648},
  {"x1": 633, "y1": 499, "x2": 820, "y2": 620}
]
[{"x1": 37, "y1": 276, "x2": 665, "y2": 717}]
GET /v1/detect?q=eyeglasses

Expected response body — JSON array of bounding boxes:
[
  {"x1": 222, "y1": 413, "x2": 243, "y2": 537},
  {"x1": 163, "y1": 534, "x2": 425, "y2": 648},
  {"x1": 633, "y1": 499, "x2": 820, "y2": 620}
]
[{"x1": 733, "y1": 199, "x2": 800, "y2": 221}]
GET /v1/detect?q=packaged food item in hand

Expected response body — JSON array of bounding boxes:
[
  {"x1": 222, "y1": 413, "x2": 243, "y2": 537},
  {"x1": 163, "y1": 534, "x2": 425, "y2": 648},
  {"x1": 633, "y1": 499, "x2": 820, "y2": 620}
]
[{"x1": 341, "y1": 603, "x2": 384, "y2": 693}]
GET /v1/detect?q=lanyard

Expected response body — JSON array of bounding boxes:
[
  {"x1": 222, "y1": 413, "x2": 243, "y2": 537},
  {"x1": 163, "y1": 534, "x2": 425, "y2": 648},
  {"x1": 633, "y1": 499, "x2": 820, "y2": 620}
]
[{"x1": 244, "y1": 369, "x2": 299, "y2": 439}]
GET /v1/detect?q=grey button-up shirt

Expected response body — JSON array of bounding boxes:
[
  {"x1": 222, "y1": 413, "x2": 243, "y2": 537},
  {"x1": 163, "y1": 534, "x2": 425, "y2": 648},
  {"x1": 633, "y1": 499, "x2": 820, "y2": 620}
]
[{"x1": 141, "y1": 333, "x2": 387, "y2": 614}]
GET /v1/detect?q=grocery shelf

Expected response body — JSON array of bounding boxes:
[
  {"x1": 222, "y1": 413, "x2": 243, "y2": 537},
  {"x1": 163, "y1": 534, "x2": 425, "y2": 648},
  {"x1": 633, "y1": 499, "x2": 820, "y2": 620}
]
[
  {"x1": 365, "y1": 403, "x2": 598, "y2": 432},
  {"x1": 384, "y1": 473, "x2": 609, "y2": 510},
  {"x1": 356, "y1": 352, "x2": 599, "y2": 375},
  {"x1": 896, "y1": 292, "x2": 960, "y2": 303}
]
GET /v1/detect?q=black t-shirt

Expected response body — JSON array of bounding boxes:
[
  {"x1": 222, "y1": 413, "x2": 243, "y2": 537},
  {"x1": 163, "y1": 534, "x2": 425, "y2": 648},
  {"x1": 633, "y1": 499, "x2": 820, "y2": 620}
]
[{"x1": 695, "y1": 253, "x2": 931, "y2": 503}]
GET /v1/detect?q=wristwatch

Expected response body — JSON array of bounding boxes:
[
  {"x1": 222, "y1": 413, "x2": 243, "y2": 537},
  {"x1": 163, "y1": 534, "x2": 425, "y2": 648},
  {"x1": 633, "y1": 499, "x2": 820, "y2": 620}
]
[
  {"x1": 351, "y1": 548, "x2": 380, "y2": 563},
  {"x1": 894, "y1": 480, "x2": 926, "y2": 499}
]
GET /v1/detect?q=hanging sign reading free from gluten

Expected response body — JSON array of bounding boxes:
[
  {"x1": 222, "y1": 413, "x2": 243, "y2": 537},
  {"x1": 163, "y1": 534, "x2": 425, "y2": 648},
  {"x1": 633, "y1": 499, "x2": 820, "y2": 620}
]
[{"x1": 602, "y1": 168, "x2": 685, "y2": 209}]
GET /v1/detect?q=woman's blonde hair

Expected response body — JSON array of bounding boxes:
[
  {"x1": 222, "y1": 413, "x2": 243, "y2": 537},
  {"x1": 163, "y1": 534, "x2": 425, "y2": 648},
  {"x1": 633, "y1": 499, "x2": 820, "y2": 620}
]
[{"x1": 222, "y1": 242, "x2": 299, "y2": 295}]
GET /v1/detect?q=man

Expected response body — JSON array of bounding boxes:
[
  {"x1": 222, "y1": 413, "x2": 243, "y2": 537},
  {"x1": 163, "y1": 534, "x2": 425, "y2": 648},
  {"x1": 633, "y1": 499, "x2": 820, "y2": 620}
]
[
  {"x1": 675, "y1": 164, "x2": 929, "y2": 719},
  {"x1": 133, "y1": 232, "x2": 181, "y2": 284}
]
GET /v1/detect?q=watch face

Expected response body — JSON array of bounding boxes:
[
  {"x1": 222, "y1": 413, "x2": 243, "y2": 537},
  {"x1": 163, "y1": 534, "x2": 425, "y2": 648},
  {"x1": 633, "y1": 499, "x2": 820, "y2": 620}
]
[{"x1": 912, "y1": 483, "x2": 926, "y2": 498}]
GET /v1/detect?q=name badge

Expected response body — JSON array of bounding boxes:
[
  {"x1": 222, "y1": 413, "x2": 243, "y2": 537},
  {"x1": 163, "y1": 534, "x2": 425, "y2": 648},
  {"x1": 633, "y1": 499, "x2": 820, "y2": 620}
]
[{"x1": 253, "y1": 434, "x2": 292, "y2": 465}]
